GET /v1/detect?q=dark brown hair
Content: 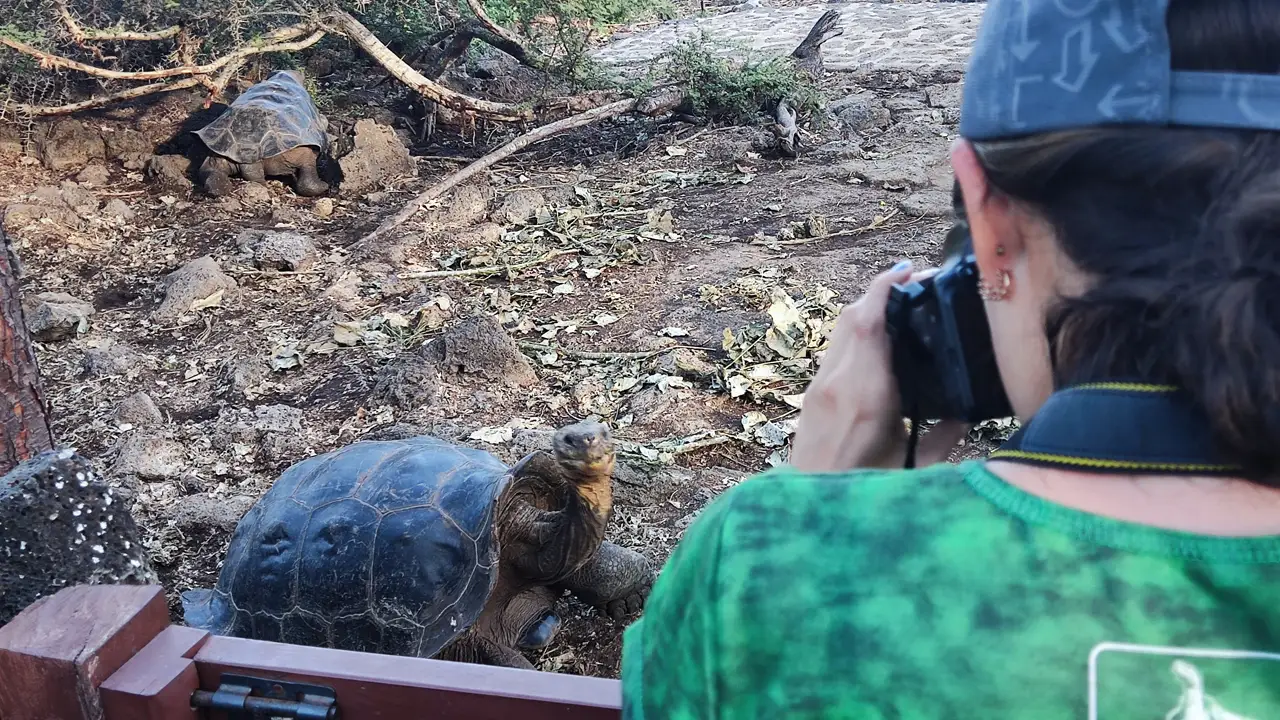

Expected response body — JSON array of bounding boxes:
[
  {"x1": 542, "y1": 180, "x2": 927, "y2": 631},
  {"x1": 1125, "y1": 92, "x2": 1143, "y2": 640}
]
[{"x1": 970, "y1": 0, "x2": 1280, "y2": 479}]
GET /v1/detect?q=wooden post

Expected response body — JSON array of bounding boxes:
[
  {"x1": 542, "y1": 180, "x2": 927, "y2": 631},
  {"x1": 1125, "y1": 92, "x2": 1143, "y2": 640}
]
[
  {"x1": 0, "y1": 585, "x2": 171, "y2": 720},
  {"x1": 0, "y1": 222, "x2": 54, "y2": 475},
  {"x1": 99, "y1": 626, "x2": 209, "y2": 720}
]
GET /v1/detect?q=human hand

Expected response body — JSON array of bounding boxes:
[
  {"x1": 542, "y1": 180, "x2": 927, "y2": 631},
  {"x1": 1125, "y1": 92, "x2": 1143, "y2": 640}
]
[{"x1": 789, "y1": 260, "x2": 970, "y2": 473}]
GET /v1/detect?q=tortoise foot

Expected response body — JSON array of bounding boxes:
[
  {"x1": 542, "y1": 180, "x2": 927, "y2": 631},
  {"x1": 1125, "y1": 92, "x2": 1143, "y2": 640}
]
[{"x1": 599, "y1": 584, "x2": 650, "y2": 622}]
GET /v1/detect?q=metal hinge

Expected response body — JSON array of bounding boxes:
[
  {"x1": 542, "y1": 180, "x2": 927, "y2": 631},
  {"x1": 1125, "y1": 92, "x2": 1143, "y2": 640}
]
[{"x1": 191, "y1": 674, "x2": 339, "y2": 719}]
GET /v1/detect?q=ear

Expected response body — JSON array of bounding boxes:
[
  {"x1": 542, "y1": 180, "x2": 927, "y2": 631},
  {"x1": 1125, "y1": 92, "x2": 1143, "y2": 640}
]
[{"x1": 951, "y1": 139, "x2": 1023, "y2": 284}]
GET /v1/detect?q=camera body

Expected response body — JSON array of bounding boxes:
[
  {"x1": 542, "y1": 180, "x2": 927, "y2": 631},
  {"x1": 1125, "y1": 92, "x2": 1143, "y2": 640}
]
[{"x1": 884, "y1": 221, "x2": 1014, "y2": 423}]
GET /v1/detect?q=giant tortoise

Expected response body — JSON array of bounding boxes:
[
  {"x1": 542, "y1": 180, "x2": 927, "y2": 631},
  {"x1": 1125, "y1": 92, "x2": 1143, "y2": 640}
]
[
  {"x1": 193, "y1": 70, "x2": 330, "y2": 198},
  {"x1": 181, "y1": 421, "x2": 654, "y2": 668}
]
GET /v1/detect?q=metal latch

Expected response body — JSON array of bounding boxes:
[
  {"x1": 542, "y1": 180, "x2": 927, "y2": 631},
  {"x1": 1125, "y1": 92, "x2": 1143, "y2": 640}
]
[{"x1": 191, "y1": 674, "x2": 339, "y2": 719}]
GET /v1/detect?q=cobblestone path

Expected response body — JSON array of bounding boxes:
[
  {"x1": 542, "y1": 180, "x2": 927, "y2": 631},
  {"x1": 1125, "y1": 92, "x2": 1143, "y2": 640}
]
[{"x1": 591, "y1": 1, "x2": 985, "y2": 75}]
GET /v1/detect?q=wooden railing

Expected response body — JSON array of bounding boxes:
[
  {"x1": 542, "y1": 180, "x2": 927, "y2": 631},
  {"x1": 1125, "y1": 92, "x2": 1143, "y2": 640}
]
[{"x1": 0, "y1": 584, "x2": 623, "y2": 720}]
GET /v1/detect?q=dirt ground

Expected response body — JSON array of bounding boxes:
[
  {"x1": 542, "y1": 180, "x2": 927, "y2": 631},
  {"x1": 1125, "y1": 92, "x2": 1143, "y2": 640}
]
[{"x1": 3, "y1": 1, "x2": 998, "y2": 679}]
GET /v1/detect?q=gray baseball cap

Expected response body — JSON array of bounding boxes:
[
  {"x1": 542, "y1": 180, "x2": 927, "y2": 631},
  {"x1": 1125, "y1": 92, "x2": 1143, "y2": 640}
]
[{"x1": 959, "y1": 0, "x2": 1280, "y2": 140}]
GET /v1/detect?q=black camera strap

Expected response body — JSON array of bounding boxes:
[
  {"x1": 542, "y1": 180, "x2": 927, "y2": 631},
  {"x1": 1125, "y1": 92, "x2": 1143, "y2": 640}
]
[{"x1": 986, "y1": 383, "x2": 1243, "y2": 476}]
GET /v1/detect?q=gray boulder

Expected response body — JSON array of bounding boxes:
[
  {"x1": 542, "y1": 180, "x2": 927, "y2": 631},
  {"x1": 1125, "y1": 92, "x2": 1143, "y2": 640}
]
[
  {"x1": 338, "y1": 119, "x2": 415, "y2": 196},
  {"x1": 22, "y1": 292, "x2": 94, "y2": 342},
  {"x1": 0, "y1": 449, "x2": 158, "y2": 625}
]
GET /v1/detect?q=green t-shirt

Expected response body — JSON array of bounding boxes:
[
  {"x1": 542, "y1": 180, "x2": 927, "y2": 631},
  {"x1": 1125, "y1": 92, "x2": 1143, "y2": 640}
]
[{"x1": 621, "y1": 461, "x2": 1280, "y2": 719}]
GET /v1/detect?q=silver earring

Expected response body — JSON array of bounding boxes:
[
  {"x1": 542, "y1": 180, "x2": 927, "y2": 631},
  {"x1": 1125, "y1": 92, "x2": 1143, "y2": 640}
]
[{"x1": 979, "y1": 269, "x2": 1011, "y2": 302}]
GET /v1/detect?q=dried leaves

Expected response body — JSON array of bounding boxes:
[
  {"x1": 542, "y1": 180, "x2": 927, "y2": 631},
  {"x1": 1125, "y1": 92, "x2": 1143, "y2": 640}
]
[{"x1": 718, "y1": 276, "x2": 840, "y2": 408}]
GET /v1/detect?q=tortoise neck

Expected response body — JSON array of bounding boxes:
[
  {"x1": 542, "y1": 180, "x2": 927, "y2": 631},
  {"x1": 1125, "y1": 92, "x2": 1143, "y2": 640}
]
[{"x1": 563, "y1": 458, "x2": 613, "y2": 520}]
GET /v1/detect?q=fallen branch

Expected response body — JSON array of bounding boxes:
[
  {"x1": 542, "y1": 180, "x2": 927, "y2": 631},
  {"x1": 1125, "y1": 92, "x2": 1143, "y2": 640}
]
[
  {"x1": 463, "y1": 0, "x2": 548, "y2": 69},
  {"x1": 8, "y1": 77, "x2": 203, "y2": 116},
  {"x1": 790, "y1": 9, "x2": 844, "y2": 78},
  {"x1": 0, "y1": 22, "x2": 320, "y2": 82},
  {"x1": 322, "y1": 9, "x2": 531, "y2": 122},
  {"x1": 3, "y1": 23, "x2": 324, "y2": 116},
  {"x1": 205, "y1": 55, "x2": 250, "y2": 106},
  {"x1": 633, "y1": 85, "x2": 686, "y2": 116},
  {"x1": 352, "y1": 97, "x2": 638, "y2": 250},
  {"x1": 224, "y1": 268, "x2": 327, "y2": 277},
  {"x1": 400, "y1": 249, "x2": 578, "y2": 279},
  {"x1": 417, "y1": 155, "x2": 474, "y2": 163},
  {"x1": 749, "y1": 208, "x2": 903, "y2": 247},
  {"x1": 667, "y1": 435, "x2": 736, "y2": 455},
  {"x1": 536, "y1": 90, "x2": 628, "y2": 116},
  {"x1": 54, "y1": 1, "x2": 182, "y2": 44},
  {"x1": 518, "y1": 342, "x2": 718, "y2": 361}
]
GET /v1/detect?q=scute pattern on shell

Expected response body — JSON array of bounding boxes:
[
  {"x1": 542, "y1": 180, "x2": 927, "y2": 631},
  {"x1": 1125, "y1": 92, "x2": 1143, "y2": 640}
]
[
  {"x1": 1, "y1": 448, "x2": 158, "y2": 625},
  {"x1": 194, "y1": 70, "x2": 328, "y2": 165},
  {"x1": 181, "y1": 436, "x2": 511, "y2": 658}
]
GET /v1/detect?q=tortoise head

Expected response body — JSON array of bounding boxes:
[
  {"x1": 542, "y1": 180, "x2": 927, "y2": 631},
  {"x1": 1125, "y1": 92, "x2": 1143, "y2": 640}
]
[{"x1": 551, "y1": 421, "x2": 614, "y2": 482}]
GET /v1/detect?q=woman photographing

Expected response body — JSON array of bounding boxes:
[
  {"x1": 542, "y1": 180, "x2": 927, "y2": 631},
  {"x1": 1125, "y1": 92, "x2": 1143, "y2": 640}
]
[{"x1": 622, "y1": 0, "x2": 1280, "y2": 716}]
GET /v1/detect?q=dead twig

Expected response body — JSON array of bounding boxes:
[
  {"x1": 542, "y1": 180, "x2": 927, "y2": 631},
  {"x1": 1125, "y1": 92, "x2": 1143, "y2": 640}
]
[
  {"x1": 205, "y1": 55, "x2": 249, "y2": 105},
  {"x1": 749, "y1": 208, "x2": 903, "y2": 247},
  {"x1": 416, "y1": 155, "x2": 474, "y2": 163},
  {"x1": 54, "y1": 0, "x2": 181, "y2": 43},
  {"x1": 9, "y1": 77, "x2": 203, "y2": 116},
  {"x1": 667, "y1": 435, "x2": 737, "y2": 455},
  {"x1": 224, "y1": 269, "x2": 327, "y2": 277},
  {"x1": 518, "y1": 342, "x2": 718, "y2": 360},
  {"x1": 400, "y1": 249, "x2": 578, "y2": 279},
  {"x1": 6, "y1": 24, "x2": 324, "y2": 116},
  {"x1": 0, "y1": 22, "x2": 320, "y2": 82},
  {"x1": 353, "y1": 98, "x2": 639, "y2": 250}
]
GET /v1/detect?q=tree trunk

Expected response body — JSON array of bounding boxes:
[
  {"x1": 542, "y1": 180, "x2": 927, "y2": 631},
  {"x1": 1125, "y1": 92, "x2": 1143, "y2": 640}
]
[
  {"x1": 791, "y1": 10, "x2": 844, "y2": 77},
  {"x1": 0, "y1": 224, "x2": 53, "y2": 475}
]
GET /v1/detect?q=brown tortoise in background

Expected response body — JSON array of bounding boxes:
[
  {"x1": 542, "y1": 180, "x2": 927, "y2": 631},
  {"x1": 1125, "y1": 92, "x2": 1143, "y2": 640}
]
[
  {"x1": 193, "y1": 70, "x2": 330, "y2": 198},
  {"x1": 181, "y1": 421, "x2": 654, "y2": 668}
]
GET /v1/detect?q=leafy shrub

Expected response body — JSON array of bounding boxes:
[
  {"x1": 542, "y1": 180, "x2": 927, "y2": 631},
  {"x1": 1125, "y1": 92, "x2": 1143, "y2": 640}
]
[
  {"x1": 353, "y1": 0, "x2": 451, "y2": 55},
  {"x1": 482, "y1": 0, "x2": 674, "y2": 78},
  {"x1": 654, "y1": 34, "x2": 824, "y2": 124}
]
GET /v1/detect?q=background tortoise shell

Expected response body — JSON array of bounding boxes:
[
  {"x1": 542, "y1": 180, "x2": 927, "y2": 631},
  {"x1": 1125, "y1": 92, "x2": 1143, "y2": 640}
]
[
  {"x1": 194, "y1": 70, "x2": 328, "y2": 166},
  {"x1": 181, "y1": 436, "x2": 511, "y2": 657}
]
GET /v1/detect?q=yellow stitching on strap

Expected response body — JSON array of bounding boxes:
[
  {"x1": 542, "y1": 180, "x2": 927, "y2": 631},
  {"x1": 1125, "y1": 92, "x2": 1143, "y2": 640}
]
[
  {"x1": 989, "y1": 449, "x2": 1236, "y2": 472},
  {"x1": 1070, "y1": 382, "x2": 1178, "y2": 392}
]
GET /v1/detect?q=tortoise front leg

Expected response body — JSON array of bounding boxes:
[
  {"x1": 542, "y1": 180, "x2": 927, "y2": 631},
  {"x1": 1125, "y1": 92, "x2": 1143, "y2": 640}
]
[
  {"x1": 498, "y1": 500, "x2": 569, "y2": 580},
  {"x1": 199, "y1": 155, "x2": 236, "y2": 197},
  {"x1": 553, "y1": 541, "x2": 654, "y2": 622},
  {"x1": 239, "y1": 160, "x2": 267, "y2": 184},
  {"x1": 436, "y1": 631, "x2": 535, "y2": 669}
]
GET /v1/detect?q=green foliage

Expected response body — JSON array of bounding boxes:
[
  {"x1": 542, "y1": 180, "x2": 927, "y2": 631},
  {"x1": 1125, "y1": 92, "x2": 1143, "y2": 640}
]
[
  {"x1": 481, "y1": 0, "x2": 673, "y2": 77},
  {"x1": 656, "y1": 34, "x2": 824, "y2": 124},
  {"x1": 0, "y1": 23, "x2": 47, "y2": 45},
  {"x1": 352, "y1": 0, "x2": 449, "y2": 53}
]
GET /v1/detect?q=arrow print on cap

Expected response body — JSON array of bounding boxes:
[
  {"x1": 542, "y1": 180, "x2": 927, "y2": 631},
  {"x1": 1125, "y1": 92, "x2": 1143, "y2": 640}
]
[
  {"x1": 1097, "y1": 84, "x2": 1157, "y2": 118},
  {"x1": 1102, "y1": 2, "x2": 1150, "y2": 53},
  {"x1": 1053, "y1": 0, "x2": 1103, "y2": 19},
  {"x1": 1009, "y1": 0, "x2": 1040, "y2": 61},
  {"x1": 1052, "y1": 22, "x2": 1099, "y2": 93}
]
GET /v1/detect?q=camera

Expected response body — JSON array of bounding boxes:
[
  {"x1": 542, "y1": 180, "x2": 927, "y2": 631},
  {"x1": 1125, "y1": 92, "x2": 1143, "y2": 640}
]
[{"x1": 883, "y1": 183, "x2": 1014, "y2": 423}]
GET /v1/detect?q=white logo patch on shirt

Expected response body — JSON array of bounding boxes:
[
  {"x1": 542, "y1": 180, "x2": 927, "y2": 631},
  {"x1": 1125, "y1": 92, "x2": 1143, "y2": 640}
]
[{"x1": 1089, "y1": 642, "x2": 1280, "y2": 719}]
